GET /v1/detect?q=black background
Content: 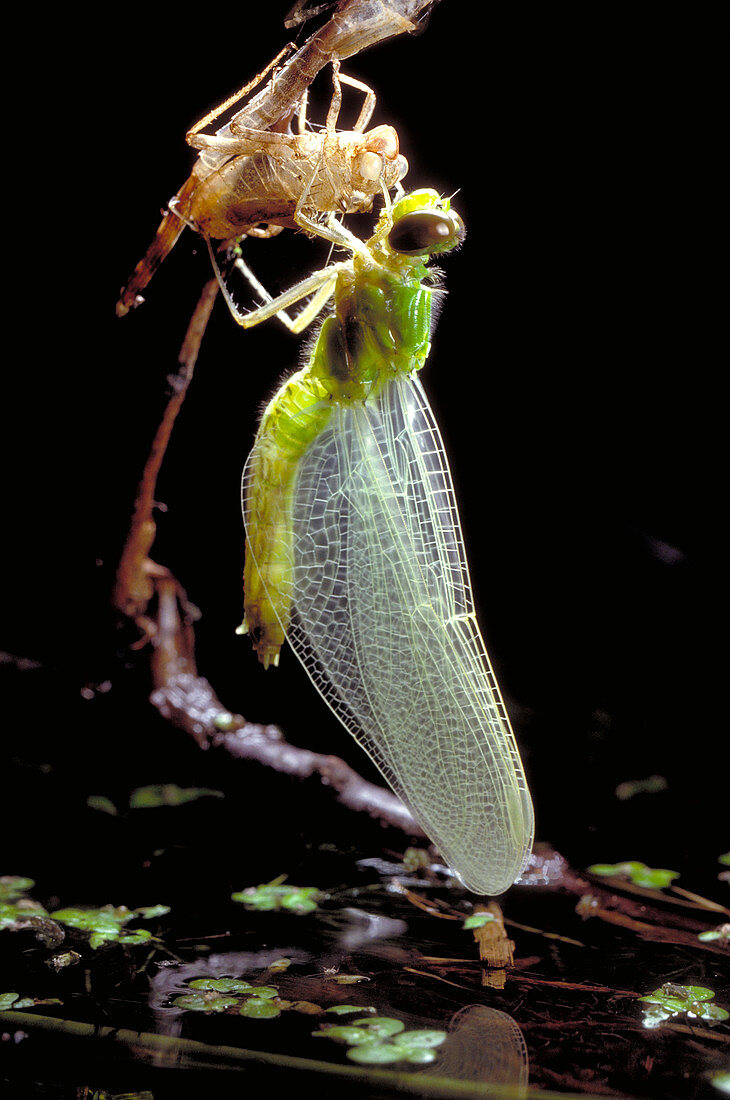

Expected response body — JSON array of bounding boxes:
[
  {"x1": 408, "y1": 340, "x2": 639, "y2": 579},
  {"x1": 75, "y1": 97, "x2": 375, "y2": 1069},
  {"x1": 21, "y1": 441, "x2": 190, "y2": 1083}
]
[{"x1": 3, "y1": 3, "x2": 723, "y2": 877}]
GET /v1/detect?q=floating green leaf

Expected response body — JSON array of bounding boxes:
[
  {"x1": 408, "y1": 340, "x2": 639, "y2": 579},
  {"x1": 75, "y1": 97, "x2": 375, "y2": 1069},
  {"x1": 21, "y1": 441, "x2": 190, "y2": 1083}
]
[
  {"x1": 587, "y1": 861, "x2": 679, "y2": 889},
  {"x1": 129, "y1": 783, "x2": 224, "y2": 808},
  {"x1": 189, "y1": 978, "x2": 253, "y2": 993},
  {"x1": 97, "y1": 928, "x2": 153, "y2": 950},
  {"x1": 49, "y1": 904, "x2": 161, "y2": 949},
  {"x1": 313, "y1": 1024, "x2": 379, "y2": 1045},
  {"x1": 245, "y1": 985, "x2": 278, "y2": 999},
  {"x1": 268, "y1": 957, "x2": 292, "y2": 973},
  {"x1": 313, "y1": 1016, "x2": 446, "y2": 1065},
  {"x1": 239, "y1": 997, "x2": 281, "y2": 1019},
  {"x1": 0, "y1": 876, "x2": 35, "y2": 902},
  {"x1": 0, "y1": 992, "x2": 62, "y2": 1011},
  {"x1": 289, "y1": 1000, "x2": 323, "y2": 1015},
  {"x1": 349, "y1": 1028, "x2": 446, "y2": 1064},
  {"x1": 351, "y1": 1017, "x2": 405, "y2": 1039},
  {"x1": 325, "y1": 1004, "x2": 377, "y2": 1016},
  {"x1": 232, "y1": 882, "x2": 322, "y2": 914},
  {"x1": 173, "y1": 974, "x2": 285, "y2": 1020},
  {"x1": 347, "y1": 1043, "x2": 405, "y2": 1064},
  {"x1": 639, "y1": 983, "x2": 729, "y2": 1029},
  {"x1": 134, "y1": 904, "x2": 170, "y2": 920},
  {"x1": 463, "y1": 912, "x2": 496, "y2": 930},
  {"x1": 50, "y1": 905, "x2": 133, "y2": 933},
  {"x1": 173, "y1": 993, "x2": 239, "y2": 1012},
  {"x1": 86, "y1": 795, "x2": 119, "y2": 816},
  {"x1": 0, "y1": 900, "x2": 50, "y2": 929}
]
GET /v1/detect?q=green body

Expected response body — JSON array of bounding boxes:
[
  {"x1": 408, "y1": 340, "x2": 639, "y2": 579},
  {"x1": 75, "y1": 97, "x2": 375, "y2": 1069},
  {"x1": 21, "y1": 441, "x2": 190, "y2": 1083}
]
[
  {"x1": 240, "y1": 190, "x2": 534, "y2": 895},
  {"x1": 242, "y1": 203, "x2": 440, "y2": 667}
]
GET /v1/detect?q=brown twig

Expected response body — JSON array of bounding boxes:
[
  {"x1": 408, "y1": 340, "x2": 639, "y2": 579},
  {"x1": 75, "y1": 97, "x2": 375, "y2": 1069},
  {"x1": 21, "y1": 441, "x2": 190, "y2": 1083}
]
[
  {"x1": 112, "y1": 278, "x2": 422, "y2": 834},
  {"x1": 112, "y1": 278, "x2": 220, "y2": 623}
]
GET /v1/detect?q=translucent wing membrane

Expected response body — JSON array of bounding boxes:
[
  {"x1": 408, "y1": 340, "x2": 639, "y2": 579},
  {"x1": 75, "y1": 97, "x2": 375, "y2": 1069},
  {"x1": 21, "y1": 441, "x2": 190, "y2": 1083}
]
[{"x1": 244, "y1": 373, "x2": 534, "y2": 894}]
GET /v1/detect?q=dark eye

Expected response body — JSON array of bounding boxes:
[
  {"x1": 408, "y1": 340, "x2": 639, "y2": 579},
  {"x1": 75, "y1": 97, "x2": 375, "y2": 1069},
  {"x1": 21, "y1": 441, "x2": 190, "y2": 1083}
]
[{"x1": 388, "y1": 210, "x2": 462, "y2": 256}]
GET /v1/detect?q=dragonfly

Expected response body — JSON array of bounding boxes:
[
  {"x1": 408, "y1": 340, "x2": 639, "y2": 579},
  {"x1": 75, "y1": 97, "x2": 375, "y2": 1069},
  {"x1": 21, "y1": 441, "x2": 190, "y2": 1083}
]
[
  {"x1": 116, "y1": 59, "x2": 407, "y2": 319},
  {"x1": 238, "y1": 188, "x2": 534, "y2": 896}
]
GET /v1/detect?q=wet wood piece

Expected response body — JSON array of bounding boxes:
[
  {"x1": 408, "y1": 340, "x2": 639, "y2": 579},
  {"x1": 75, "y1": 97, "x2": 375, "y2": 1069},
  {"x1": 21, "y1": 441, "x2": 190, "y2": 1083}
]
[{"x1": 529, "y1": 849, "x2": 730, "y2": 958}]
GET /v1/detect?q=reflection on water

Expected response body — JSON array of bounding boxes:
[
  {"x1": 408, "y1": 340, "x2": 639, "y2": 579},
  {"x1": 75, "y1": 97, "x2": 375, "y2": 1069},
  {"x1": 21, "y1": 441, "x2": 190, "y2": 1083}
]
[
  {"x1": 334, "y1": 907, "x2": 409, "y2": 950},
  {"x1": 425, "y1": 1004, "x2": 529, "y2": 1093},
  {"x1": 144, "y1": 906, "x2": 528, "y2": 1090}
]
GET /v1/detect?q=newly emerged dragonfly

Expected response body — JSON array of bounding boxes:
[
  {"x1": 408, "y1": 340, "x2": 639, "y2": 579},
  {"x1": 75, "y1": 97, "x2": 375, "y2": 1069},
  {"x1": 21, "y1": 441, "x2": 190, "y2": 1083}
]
[
  {"x1": 239, "y1": 189, "x2": 534, "y2": 896},
  {"x1": 116, "y1": 59, "x2": 407, "y2": 319}
]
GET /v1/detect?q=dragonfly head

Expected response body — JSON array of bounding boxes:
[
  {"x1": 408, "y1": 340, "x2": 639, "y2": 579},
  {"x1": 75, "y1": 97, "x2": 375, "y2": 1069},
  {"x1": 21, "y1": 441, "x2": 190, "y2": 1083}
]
[
  {"x1": 385, "y1": 189, "x2": 465, "y2": 259},
  {"x1": 346, "y1": 125, "x2": 409, "y2": 213}
]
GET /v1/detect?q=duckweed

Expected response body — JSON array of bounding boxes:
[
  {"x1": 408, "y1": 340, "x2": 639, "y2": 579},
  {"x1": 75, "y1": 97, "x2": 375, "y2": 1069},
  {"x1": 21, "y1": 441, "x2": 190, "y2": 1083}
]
[
  {"x1": 48, "y1": 904, "x2": 163, "y2": 949},
  {"x1": 313, "y1": 1015, "x2": 446, "y2": 1064},
  {"x1": 587, "y1": 861, "x2": 679, "y2": 889},
  {"x1": 0, "y1": 876, "x2": 35, "y2": 902},
  {"x1": 463, "y1": 912, "x2": 496, "y2": 930},
  {"x1": 639, "y1": 983, "x2": 729, "y2": 1029},
  {"x1": 232, "y1": 881, "x2": 322, "y2": 914},
  {"x1": 129, "y1": 783, "x2": 224, "y2": 808},
  {"x1": 173, "y1": 975, "x2": 284, "y2": 1018}
]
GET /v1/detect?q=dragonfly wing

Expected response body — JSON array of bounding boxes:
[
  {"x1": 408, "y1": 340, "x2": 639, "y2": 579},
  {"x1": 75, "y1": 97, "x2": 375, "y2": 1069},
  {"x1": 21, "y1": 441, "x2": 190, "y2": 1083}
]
[{"x1": 285, "y1": 373, "x2": 534, "y2": 895}]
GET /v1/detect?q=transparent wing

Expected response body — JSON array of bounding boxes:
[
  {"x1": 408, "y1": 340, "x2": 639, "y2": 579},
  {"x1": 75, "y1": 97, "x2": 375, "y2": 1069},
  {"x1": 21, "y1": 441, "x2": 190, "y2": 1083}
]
[{"x1": 248, "y1": 373, "x2": 534, "y2": 894}]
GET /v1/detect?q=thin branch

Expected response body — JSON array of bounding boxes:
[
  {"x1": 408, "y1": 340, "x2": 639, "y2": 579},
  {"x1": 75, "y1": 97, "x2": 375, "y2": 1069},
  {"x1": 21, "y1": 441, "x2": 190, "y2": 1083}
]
[
  {"x1": 112, "y1": 278, "x2": 220, "y2": 622},
  {"x1": 112, "y1": 280, "x2": 422, "y2": 835}
]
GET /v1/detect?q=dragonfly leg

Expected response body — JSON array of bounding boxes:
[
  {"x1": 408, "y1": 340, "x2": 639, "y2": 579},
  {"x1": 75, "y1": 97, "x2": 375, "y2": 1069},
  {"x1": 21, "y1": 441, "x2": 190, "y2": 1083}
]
[
  {"x1": 367, "y1": 182, "x2": 395, "y2": 245},
  {"x1": 185, "y1": 42, "x2": 295, "y2": 143},
  {"x1": 339, "y1": 73, "x2": 376, "y2": 133},
  {"x1": 187, "y1": 126, "x2": 296, "y2": 156},
  {"x1": 325, "y1": 60, "x2": 376, "y2": 133},
  {"x1": 210, "y1": 240, "x2": 343, "y2": 331}
]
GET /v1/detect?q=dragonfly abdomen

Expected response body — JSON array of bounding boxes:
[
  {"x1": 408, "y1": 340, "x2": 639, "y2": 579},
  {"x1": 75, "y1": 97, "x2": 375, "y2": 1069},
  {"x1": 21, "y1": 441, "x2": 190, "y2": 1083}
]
[{"x1": 242, "y1": 367, "x2": 334, "y2": 666}]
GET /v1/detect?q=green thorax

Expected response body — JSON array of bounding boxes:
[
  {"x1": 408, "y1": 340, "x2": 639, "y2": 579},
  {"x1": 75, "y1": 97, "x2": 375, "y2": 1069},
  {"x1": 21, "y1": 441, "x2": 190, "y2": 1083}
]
[
  {"x1": 309, "y1": 260, "x2": 433, "y2": 403},
  {"x1": 256, "y1": 189, "x2": 463, "y2": 457}
]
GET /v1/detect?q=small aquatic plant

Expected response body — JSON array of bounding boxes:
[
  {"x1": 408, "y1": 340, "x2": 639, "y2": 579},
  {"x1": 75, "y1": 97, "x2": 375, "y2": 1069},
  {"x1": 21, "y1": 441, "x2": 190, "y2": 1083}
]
[
  {"x1": 313, "y1": 1015, "x2": 446, "y2": 1064},
  {"x1": 88, "y1": 784, "x2": 224, "y2": 814},
  {"x1": 587, "y1": 861, "x2": 679, "y2": 889},
  {"x1": 231, "y1": 877, "x2": 323, "y2": 914},
  {"x1": 462, "y1": 912, "x2": 496, "y2": 930},
  {"x1": 49, "y1": 904, "x2": 167, "y2": 949},
  {"x1": 173, "y1": 976, "x2": 283, "y2": 1017},
  {"x1": 129, "y1": 783, "x2": 224, "y2": 808},
  {"x1": 173, "y1": 977, "x2": 285, "y2": 1018},
  {"x1": 0, "y1": 898, "x2": 49, "y2": 929},
  {"x1": 171, "y1": 972, "x2": 325, "y2": 1020},
  {"x1": 0, "y1": 876, "x2": 36, "y2": 902},
  {"x1": 638, "y1": 983, "x2": 729, "y2": 1029},
  {"x1": 0, "y1": 992, "x2": 62, "y2": 1011}
]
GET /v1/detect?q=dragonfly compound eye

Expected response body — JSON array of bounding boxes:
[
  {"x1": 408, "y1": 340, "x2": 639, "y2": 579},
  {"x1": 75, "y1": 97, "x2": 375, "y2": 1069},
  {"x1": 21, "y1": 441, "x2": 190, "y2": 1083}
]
[{"x1": 388, "y1": 210, "x2": 465, "y2": 256}]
